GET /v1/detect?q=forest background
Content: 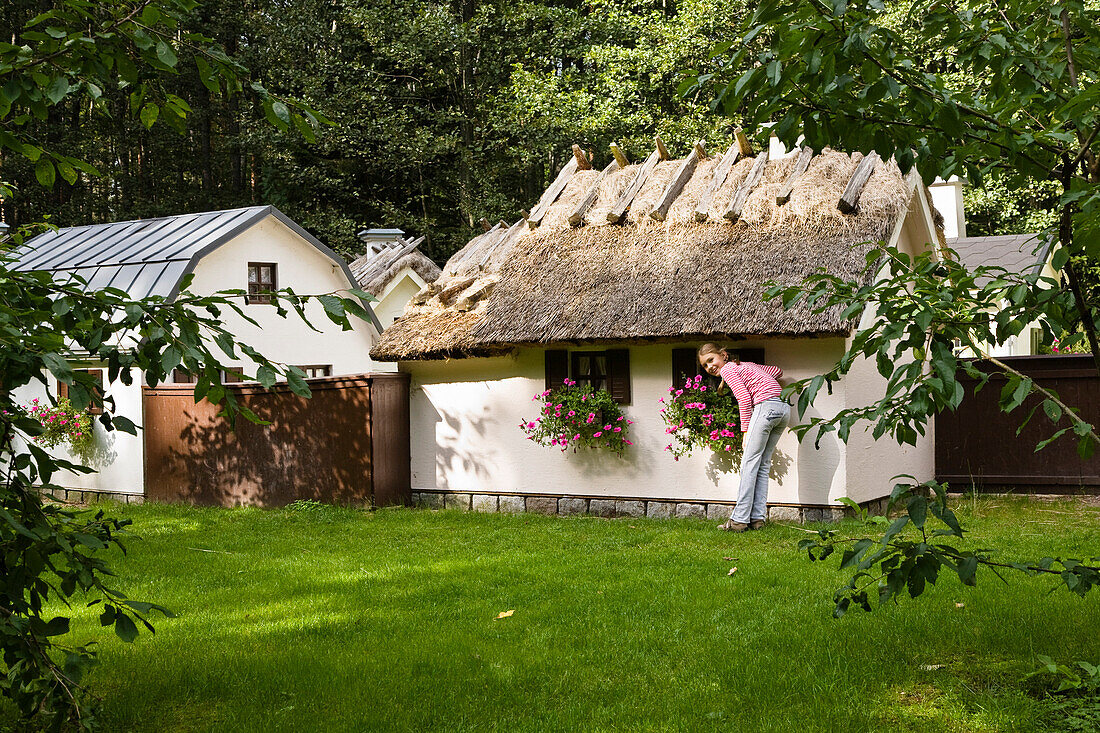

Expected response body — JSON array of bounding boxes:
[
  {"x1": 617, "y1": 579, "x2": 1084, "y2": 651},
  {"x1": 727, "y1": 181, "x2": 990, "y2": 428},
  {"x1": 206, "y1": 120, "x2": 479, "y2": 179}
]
[{"x1": 0, "y1": 0, "x2": 1073, "y2": 268}]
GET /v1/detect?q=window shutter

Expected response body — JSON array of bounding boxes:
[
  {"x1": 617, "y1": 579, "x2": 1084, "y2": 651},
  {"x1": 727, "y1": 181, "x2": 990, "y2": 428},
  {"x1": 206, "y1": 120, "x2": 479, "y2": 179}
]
[
  {"x1": 671, "y1": 348, "x2": 699, "y2": 388},
  {"x1": 545, "y1": 350, "x2": 568, "y2": 391},
  {"x1": 606, "y1": 348, "x2": 631, "y2": 404},
  {"x1": 85, "y1": 369, "x2": 104, "y2": 415}
]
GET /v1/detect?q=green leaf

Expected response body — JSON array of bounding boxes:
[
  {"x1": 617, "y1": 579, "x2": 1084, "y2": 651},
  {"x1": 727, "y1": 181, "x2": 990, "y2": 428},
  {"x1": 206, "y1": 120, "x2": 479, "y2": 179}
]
[
  {"x1": 908, "y1": 495, "x2": 928, "y2": 528},
  {"x1": 35, "y1": 158, "x2": 55, "y2": 188},
  {"x1": 44, "y1": 76, "x2": 69, "y2": 104},
  {"x1": 114, "y1": 612, "x2": 139, "y2": 643},
  {"x1": 1043, "y1": 399, "x2": 1062, "y2": 423},
  {"x1": 156, "y1": 41, "x2": 178, "y2": 68},
  {"x1": 140, "y1": 102, "x2": 159, "y2": 128}
]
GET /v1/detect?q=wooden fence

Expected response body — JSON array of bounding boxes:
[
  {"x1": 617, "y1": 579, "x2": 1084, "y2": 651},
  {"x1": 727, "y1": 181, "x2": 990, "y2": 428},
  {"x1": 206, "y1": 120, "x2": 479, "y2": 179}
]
[
  {"x1": 142, "y1": 372, "x2": 409, "y2": 507},
  {"x1": 935, "y1": 354, "x2": 1100, "y2": 492}
]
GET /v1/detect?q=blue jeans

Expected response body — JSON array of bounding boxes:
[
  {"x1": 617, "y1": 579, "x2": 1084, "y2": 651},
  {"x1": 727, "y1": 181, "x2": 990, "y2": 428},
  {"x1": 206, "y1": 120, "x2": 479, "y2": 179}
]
[{"x1": 731, "y1": 397, "x2": 790, "y2": 523}]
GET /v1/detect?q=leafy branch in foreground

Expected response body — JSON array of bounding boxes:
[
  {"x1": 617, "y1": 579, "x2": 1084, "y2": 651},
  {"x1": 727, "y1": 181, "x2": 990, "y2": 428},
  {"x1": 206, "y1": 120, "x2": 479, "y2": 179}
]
[
  {"x1": 765, "y1": 242, "x2": 1100, "y2": 458},
  {"x1": 0, "y1": 252, "x2": 375, "y2": 729},
  {"x1": 799, "y1": 479, "x2": 1100, "y2": 618}
]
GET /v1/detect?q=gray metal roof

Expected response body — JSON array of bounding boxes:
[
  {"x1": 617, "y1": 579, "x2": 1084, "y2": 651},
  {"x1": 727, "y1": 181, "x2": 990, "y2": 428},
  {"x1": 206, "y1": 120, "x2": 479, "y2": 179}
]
[
  {"x1": 948, "y1": 233, "x2": 1051, "y2": 278},
  {"x1": 11, "y1": 205, "x2": 381, "y2": 331}
]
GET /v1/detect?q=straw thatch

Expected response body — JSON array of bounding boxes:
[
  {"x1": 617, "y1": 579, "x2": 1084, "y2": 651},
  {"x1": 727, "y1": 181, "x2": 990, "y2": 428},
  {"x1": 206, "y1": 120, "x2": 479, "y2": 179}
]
[
  {"x1": 349, "y1": 237, "x2": 441, "y2": 297},
  {"x1": 372, "y1": 146, "x2": 923, "y2": 361}
]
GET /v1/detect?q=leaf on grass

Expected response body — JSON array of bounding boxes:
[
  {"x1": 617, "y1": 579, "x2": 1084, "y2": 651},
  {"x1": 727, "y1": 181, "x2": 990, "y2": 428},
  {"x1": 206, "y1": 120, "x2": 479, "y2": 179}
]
[
  {"x1": 727, "y1": 567, "x2": 738, "y2": 576},
  {"x1": 495, "y1": 610, "x2": 515, "y2": 620},
  {"x1": 955, "y1": 602, "x2": 965, "y2": 608}
]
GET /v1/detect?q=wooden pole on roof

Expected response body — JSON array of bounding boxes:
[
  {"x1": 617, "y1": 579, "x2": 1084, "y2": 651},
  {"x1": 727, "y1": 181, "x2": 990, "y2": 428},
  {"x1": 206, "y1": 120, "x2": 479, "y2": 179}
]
[
  {"x1": 650, "y1": 139, "x2": 706, "y2": 222},
  {"x1": 775, "y1": 147, "x2": 815, "y2": 205},
  {"x1": 695, "y1": 141, "x2": 741, "y2": 222},
  {"x1": 655, "y1": 135, "x2": 670, "y2": 161},
  {"x1": 528, "y1": 153, "x2": 581, "y2": 228},
  {"x1": 735, "y1": 127, "x2": 753, "y2": 156},
  {"x1": 569, "y1": 158, "x2": 621, "y2": 227},
  {"x1": 479, "y1": 217, "x2": 491, "y2": 232},
  {"x1": 610, "y1": 142, "x2": 630, "y2": 168},
  {"x1": 722, "y1": 149, "x2": 770, "y2": 223},
  {"x1": 838, "y1": 151, "x2": 881, "y2": 214},
  {"x1": 607, "y1": 146, "x2": 662, "y2": 224},
  {"x1": 571, "y1": 144, "x2": 593, "y2": 170}
]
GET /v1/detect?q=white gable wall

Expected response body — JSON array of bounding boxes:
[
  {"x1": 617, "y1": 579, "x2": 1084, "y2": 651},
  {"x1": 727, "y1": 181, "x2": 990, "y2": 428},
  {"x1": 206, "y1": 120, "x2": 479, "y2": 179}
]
[{"x1": 186, "y1": 214, "x2": 378, "y2": 376}]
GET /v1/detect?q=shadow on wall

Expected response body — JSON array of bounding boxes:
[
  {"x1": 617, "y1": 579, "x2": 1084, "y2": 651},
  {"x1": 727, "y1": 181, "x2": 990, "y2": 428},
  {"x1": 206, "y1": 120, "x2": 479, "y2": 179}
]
[
  {"x1": 795, "y1": 404, "x2": 842, "y2": 503},
  {"x1": 704, "y1": 445, "x2": 792, "y2": 487},
  {"x1": 144, "y1": 382, "x2": 376, "y2": 507},
  {"x1": 435, "y1": 401, "x2": 500, "y2": 488},
  {"x1": 74, "y1": 422, "x2": 120, "y2": 470}
]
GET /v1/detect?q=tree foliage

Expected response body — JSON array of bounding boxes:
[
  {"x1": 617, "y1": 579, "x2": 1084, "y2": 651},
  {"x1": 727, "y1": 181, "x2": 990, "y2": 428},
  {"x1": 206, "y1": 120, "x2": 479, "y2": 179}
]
[
  {"x1": 0, "y1": 1, "x2": 369, "y2": 727},
  {"x1": 800, "y1": 480, "x2": 1100, "y2": 618},
  {"x1": 3, "y1": 0, "x2": 754, "y2": 262}
]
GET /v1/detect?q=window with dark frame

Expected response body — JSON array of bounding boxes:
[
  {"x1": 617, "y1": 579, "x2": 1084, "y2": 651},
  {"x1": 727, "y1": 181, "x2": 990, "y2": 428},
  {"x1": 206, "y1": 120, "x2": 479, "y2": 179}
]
[
  {"x1": 571, "y1": 351, "x2": 608, "y2": 392},
  {"x1": 545, "y1": 349, "x2": 630, "y2": 404},
  {"x1": 297, "y1": 365, "x2": 332, "y2": 379},
  {"x1": 172, "y1": 369, "x2": 197, "y2": 384},
  {"x1": 671, "y1": 347, "x2": 766, "y2": 390},
  {"x1": 247, "y1": 262, "x2": 277, "y2": 304},
  {"x1": 57, "y1": 368, "x2": 104, "y2": 415}
]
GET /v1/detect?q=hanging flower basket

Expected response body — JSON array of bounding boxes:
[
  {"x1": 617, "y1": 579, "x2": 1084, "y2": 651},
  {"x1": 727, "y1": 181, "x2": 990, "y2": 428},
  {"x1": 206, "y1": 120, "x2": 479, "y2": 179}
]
[
  {"x1": 660, "y1": 374, "x2": 743, "y2": 460},
  {"x1": 26, "y1": 397, "x2": 95, "y2": 459},
  {"x1": 520, "y1": 378, "x2": 633, "y2": 455}
]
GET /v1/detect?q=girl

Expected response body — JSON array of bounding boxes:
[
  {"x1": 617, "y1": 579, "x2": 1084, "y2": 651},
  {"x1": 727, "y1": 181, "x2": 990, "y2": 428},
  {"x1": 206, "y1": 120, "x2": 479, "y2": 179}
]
[{"x1": 698, "y1": 344, "x2": 790, "y2": 532}]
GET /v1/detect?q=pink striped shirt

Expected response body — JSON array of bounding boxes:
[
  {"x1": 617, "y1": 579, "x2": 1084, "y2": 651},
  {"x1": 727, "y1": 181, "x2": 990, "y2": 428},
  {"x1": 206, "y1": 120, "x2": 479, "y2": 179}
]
[{"x1": 719, "y1": 361, "x2": 783, "y2": 432}]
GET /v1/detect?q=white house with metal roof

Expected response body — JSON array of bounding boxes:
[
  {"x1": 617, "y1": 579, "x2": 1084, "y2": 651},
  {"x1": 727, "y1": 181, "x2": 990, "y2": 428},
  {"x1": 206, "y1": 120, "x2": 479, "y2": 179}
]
[{"x1": 11, "y1": 205, "x2": 383, "y2": 499}]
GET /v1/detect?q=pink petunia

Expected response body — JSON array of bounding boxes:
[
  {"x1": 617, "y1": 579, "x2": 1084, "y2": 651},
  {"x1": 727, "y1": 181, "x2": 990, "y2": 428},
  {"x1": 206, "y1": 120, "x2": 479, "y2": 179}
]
[{"x1": 593, "y1": 431, "x2": 602, "y2": 437}]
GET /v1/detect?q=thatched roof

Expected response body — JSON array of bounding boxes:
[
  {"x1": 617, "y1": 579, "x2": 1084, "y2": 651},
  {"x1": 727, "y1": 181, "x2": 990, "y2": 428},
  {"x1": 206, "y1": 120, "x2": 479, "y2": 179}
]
[
  {"x1": 372, "y1": 143, "x2": 926, "y2": 361},
  {"x1": 348, "y1": 235, "x2": 441, "y2": 297}
]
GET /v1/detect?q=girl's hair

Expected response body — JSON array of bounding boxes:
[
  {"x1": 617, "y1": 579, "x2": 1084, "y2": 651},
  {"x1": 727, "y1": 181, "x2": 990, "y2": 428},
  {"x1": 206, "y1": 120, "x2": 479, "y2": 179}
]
[{"x1": 697, "y1": 343, "x2": 739, "y2": 365}]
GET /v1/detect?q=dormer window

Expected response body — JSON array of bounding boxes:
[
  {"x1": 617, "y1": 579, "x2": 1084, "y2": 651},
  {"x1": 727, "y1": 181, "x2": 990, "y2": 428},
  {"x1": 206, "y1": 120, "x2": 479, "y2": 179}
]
[{"x1": 248, "y1": 263, "x2": 277, "y2": 304}]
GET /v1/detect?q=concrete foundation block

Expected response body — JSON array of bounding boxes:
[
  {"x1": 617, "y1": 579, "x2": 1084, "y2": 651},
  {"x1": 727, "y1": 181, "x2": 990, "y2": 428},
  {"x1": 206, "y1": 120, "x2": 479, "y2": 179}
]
[
  {"x1": 558, "y1": 498, "x2": 588, "y2": 516},
  {"x1": 409, "y1": 492, "x2": 421, "y2": 506},
  {"x1": 707, "y1": 503, "x2": 736, "y2": 521},
  {"x1": 768, "y1": 505, "x2": 801, "y2": 522},
  {"x1": 499, "y1": 495, "x2": 525, "y2": 513},
  {"x1": 589, "y1": 499, "x2": 616, "y2": 518},
  {"x1": 125, "y1": 494, "x2": 145, "y2": 505},
  {"x1": 674, "y1": 503, "x2": 706, "y2": 520},
  {"x1": 646, "y1": 501, "x2": 674, "y2": 519},
  {"x1": 526, "y1": 496, "x2": 558, "y2": 515},
  {"x1": 821, "y1": 507, "x2": 845, "y2": 523},
  {"x1": 615, "y1": 500, "x2": 645, "y2": 518},
  {"x1": 472, "y1": 494, "x2": 498, "y2": 513},
  {"x1": 444, "y1": 493, "x2": 472, "y2": 511},
  {"x1": 420, "y1": 493, "x2": 445, "y2": 509}
]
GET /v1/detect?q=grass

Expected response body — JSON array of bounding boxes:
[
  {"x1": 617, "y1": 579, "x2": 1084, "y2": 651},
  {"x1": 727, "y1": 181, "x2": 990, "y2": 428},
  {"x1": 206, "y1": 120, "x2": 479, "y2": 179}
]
[{"x1": 12, "y1": 495, "x2": 1100, "y2": 731}]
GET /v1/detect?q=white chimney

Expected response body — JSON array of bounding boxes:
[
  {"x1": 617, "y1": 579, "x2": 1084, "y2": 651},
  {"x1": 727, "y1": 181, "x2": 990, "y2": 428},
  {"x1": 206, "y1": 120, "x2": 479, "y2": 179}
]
[
  {"x1": 356, "y1": 228, "x2": 405, "y2": 260},
  {"x1": 928, "y1": 177, "x2": 966, "y2": 239}
]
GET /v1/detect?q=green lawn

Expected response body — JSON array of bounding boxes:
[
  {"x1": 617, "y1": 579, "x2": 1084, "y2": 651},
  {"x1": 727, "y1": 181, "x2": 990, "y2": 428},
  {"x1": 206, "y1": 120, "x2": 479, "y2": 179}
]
[{"x1": 19, "y1": 496, "x2": 1100, "y2": 731}]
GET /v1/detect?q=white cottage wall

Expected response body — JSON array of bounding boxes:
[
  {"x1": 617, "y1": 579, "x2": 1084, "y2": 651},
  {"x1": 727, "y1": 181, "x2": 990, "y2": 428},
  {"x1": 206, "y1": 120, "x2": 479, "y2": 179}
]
[
  {"x1": 186, "y1": 215, "x2": 378, "y2": 376},
  {"x1": 405, "y1": 339, "x2": 853, "y2": 504},
  {"x1": 12, "y1": 367, "x2": 145, "y2": 495}
]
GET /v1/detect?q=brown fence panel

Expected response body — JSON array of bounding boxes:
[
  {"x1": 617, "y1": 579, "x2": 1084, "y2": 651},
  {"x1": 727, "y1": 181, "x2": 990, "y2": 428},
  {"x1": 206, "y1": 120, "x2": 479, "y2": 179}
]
[
  {"x1": 143, "y1": 372, "x2": 410, "y2": 507},
  {"x1": 935, "y1": 354, "x2": 1100, "y2": 492}
]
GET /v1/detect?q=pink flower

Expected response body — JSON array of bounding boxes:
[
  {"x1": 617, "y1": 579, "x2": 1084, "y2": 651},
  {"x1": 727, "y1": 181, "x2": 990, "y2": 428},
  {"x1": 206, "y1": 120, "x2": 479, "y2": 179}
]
[
  {"x1": 594, "y1": 431, "x2": 602, "y2": 437},
  {"x1": 725, "y1": 445, "x2": 732, "y2": 451},
  {"x1": 624, "y1": 440, "x2": 632, "y2": 446},
  {"x1": 527, "y1": 422, "x2": 537, "y2": 430},
  {"x1": 613, "y1": 427, "x2": 621, "y2": 433},
  {"x1": 568, "y1": 410, "x2": 575, "y2": 417},
  {"x1": 604, "y1": 424, "x2": 612, "y2": 430},
  {"x1": 573, "y1": 434, "x2": 581, "y2": 440}
]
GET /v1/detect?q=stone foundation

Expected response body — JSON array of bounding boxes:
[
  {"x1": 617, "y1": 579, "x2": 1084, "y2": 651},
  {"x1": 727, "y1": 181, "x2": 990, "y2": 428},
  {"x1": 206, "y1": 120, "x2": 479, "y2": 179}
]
[
  {"x1": 41, "y1": 488, "x2": 145, "y2": 505},
  {"x1": 409, "y1": 491, "x2": 884, "y2": 523}
]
